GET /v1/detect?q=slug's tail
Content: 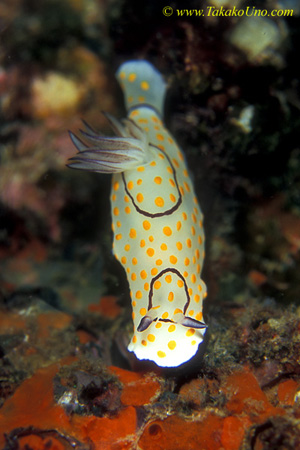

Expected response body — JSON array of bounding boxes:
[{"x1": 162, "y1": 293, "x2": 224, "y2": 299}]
[
  {"x1": 116, "y1": 60, "x2": 166, "y2": 116},
  {"x1": 67, "y1": 61, "x2": 166, "y2": 174}
]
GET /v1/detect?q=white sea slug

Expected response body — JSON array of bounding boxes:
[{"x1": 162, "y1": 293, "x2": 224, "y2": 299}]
[{"x1": 68, "y1": 60, "x2": 207, "y2": 367}]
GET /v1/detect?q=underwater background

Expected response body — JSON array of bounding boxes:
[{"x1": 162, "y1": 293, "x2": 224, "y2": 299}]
[{"x1": 1, "y1": 0, "x2": 300, "y2": 448}]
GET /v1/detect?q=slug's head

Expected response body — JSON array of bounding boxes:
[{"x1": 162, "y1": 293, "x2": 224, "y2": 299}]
[
  {"x1": 137, "y1": 308, "x2": 206, "y2": 333},
  {"x1": 129, "y1": 306, "x2": 207, "y2": 368},
  {"x1": 128, "y1": 268, "x2": 207, "y2": 367}
]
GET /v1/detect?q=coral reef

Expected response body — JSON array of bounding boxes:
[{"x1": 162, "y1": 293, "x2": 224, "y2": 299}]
[
  {"x1": 1, "y1": 296, "x2": 300, "y2": 449},
  {"x1": 1, "y1": 0, "x2": 300, "y2": 447}
]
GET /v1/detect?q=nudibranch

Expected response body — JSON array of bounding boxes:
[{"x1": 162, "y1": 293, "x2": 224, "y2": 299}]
[{"x1": 68, "y1": 60, "x2": 207, "y2": 367}]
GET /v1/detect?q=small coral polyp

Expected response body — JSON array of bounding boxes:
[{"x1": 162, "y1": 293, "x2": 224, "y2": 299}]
[{"x1": 68, "y1": 61, "x2": 207, "y2": 367}]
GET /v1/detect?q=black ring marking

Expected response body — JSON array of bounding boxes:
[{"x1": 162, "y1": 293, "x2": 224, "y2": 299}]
[
  {"x1": 122, "y1": 144, "x2": 182, "y2": 218},
  {"x1": 158, "y1": 318, "x2": 175, "y2": 323},
  {"x1": 128, "y1": 104, "x2": 162, "y2": 117},
  {"x1": 148, "y1": 268, "x2": 190, "y2": 315}
]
